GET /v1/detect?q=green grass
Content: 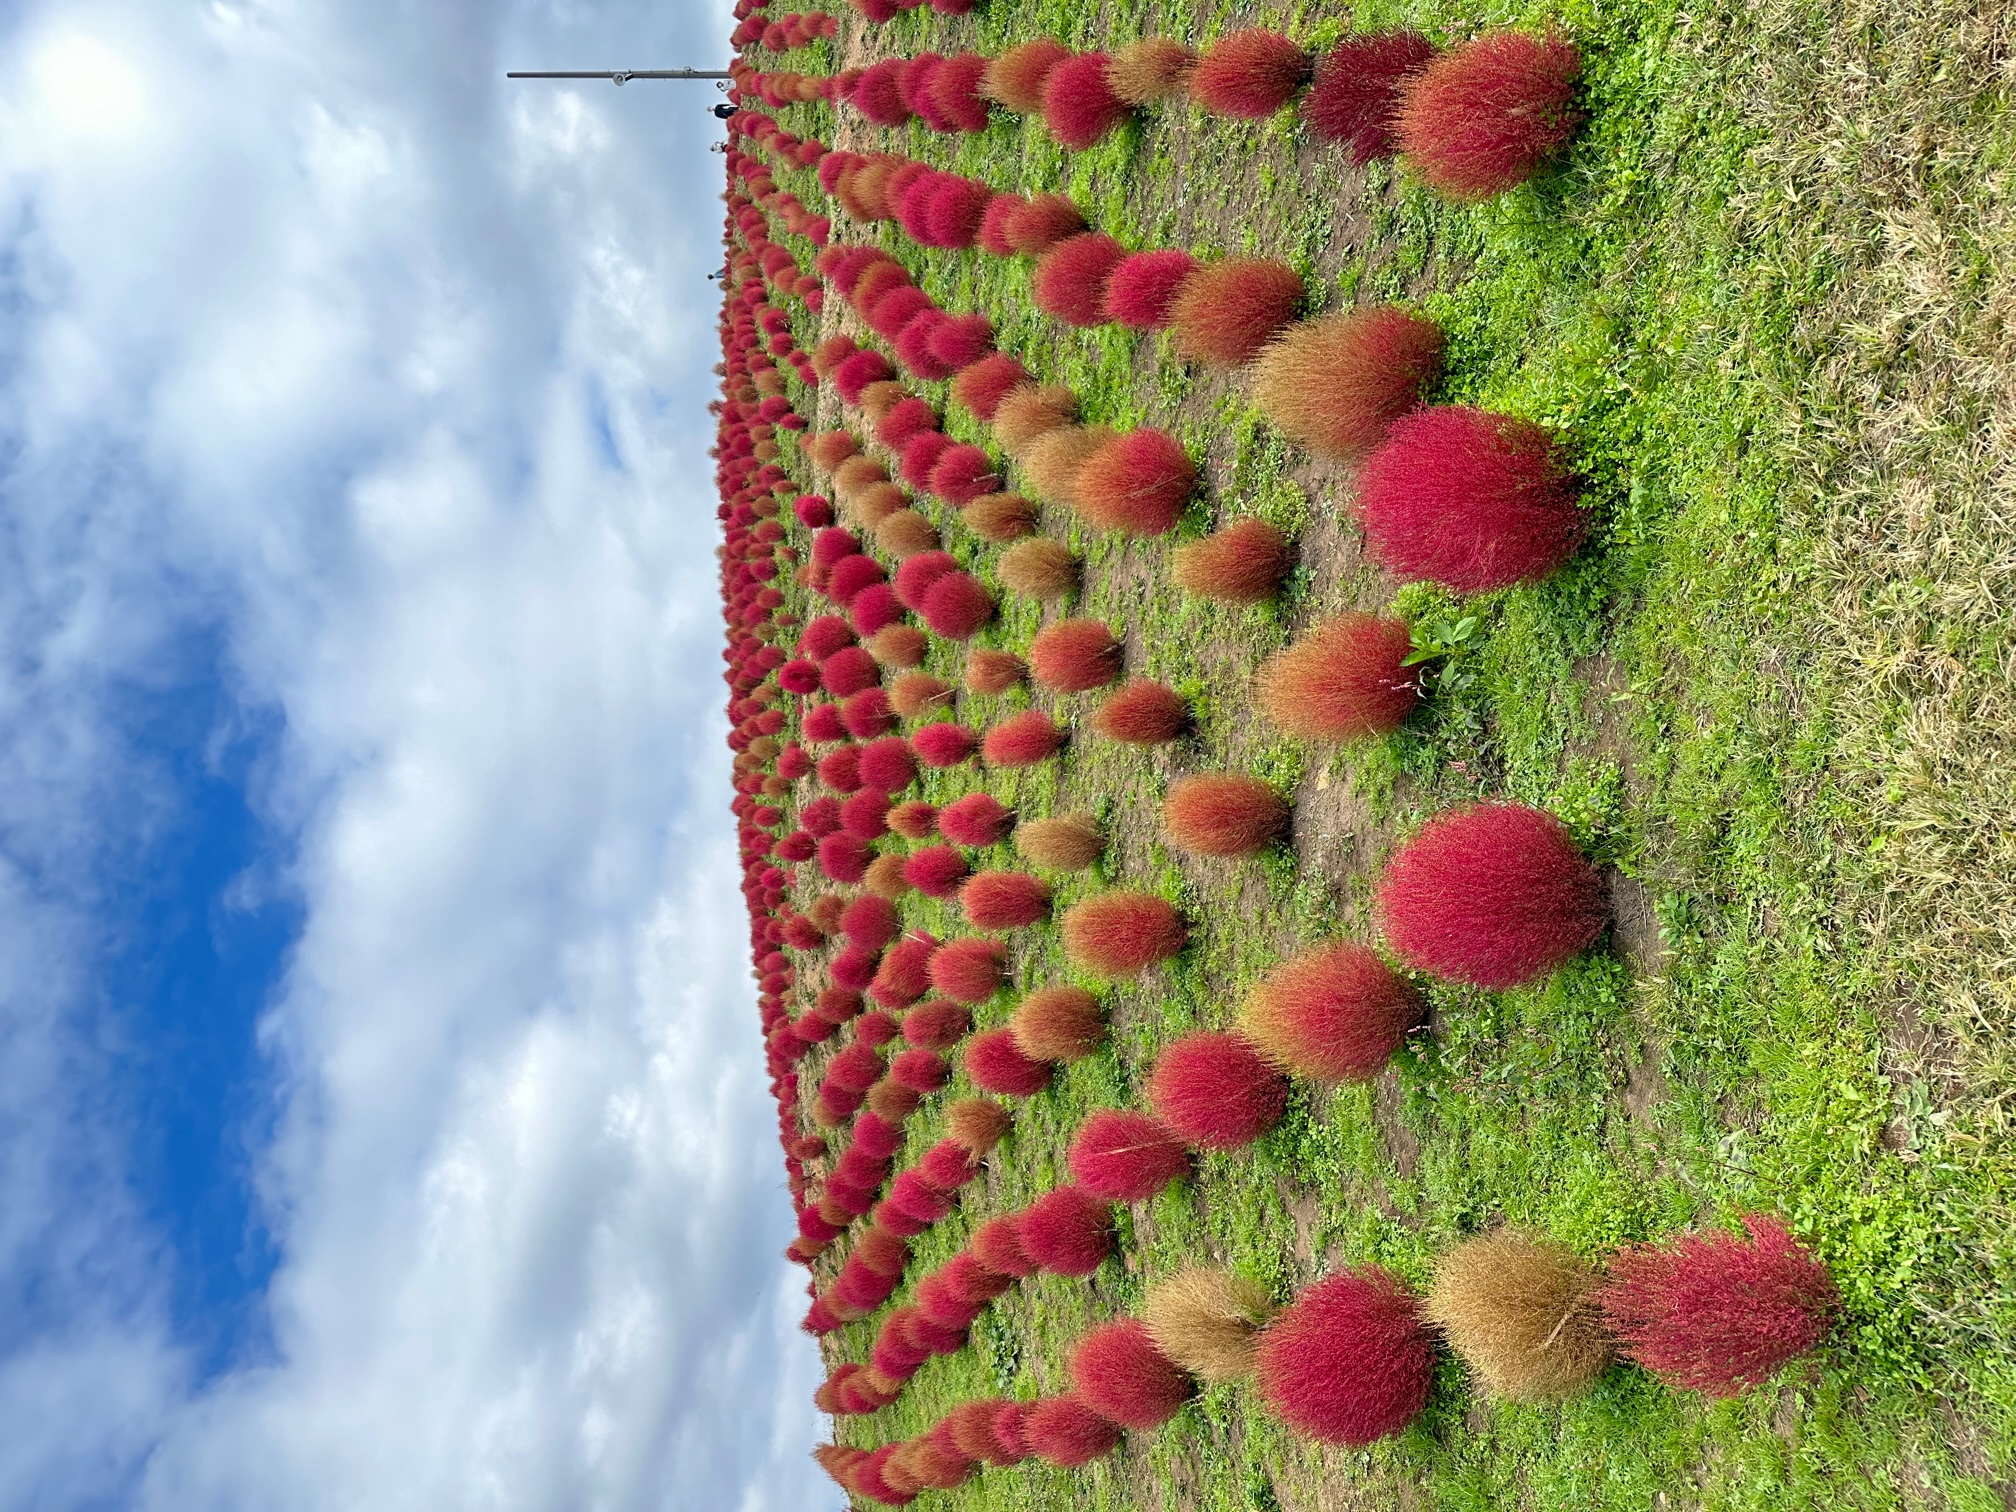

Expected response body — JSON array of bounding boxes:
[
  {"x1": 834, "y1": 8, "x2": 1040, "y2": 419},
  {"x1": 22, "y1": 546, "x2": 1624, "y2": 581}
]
[{"x1": 745, "y1": 0, "x2": 2016, "y2": 1505}]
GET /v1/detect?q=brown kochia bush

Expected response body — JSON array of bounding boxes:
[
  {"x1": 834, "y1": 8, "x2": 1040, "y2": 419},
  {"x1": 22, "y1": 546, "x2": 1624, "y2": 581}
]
[
  {"x1": 1143, "y1": 1267, "x2": 1276, "y2": 1383},
  {"x1": 992, "y1": 384, "x2": 1079, "y2": 454},
  {"x1": 874, "y1": 508, "x2": 941, "y2": 558},
  {"x1": 981, "y1": 38, "x2": 1072, "y2": 113},
  {"x1": 1169, "y1": 259, "x2": 1305, "y2": 368},
  {"x1": 1424, "y1": 1230, "x2": 1611, "y2": 1402},
  {"x1": 1108, "y1": 37, "x2": 1196, "y2": 103},
  {"x1": 998, "y1": 537, "x2": 1078, "y2": 600},
  {"x1": 1020, "y1": 424, "x2": 1115, "y2": 505},
  {"x1": 1009, "y1": 985, "x2": 1107, "y2": 1062},
  {"x1": 963, "y1": 493, "x2": 1040, "y2": 544},
  {"x1": 945, "y1": 1097, "x2": 1011, "y2": 1155},
  {"x1": 1015, "y1": 812, "x2": 1105, "y2": 871},
  {"x1": 1250, "y1": 306, "x2": 1445, "y2": 461},
  {"x1": 1171, "y1": 518, "x2": 1292, "y2": 603}
]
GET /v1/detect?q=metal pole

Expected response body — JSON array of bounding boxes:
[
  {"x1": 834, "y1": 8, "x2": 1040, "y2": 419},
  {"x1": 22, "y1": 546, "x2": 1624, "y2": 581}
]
[{"x1": 506, "y1": 70, "x2": 732, "y2": 85}]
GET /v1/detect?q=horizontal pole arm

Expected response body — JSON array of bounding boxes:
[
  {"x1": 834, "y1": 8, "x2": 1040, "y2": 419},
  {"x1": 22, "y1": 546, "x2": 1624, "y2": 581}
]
[{"x1": 506, "y1": 70, "x2": 732, "y2": 80}]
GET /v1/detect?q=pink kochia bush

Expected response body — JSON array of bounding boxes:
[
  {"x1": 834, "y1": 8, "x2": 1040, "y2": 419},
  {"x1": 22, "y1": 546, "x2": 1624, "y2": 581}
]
[
  {"x1": 1303, "y1": 32, "x2": 1437, "y2": 161},
  {"x1": 1357, "y1": 406, "x2": 1587, "y2": 591},
  {"x1": 928, "y1": 937, "x2": 1007, "y2": 1002},
  {"x1": 1104, "y1": 249, "x2": 1197, "y2": 328},
  {"x1": 962, "y1": 870, "x2": 1053, "y2": 928},
  {"x1": 1042, "y1": 52, "x2": 1131, "y2": 149},
  {"x1": 1241, "y1": 943, "x2": 1422, "y2": 1081},
  {"x1": 1599, "y1": 1215, "x2": 1838, "y2": 1397},
  {"x1": 1187, "y1": 29, "x2": 1313, "y2": 118},
  {"x1": 1022, "y1": 1395, "x2": 1122, "y2": 1467},
  {"x1": 1161, "y1": 774, "x2": 1289, "y2": 857},
  {"x1": 983, "y1": 709, "x2": 1065, "y2": 767},
  {"x1": 1029, "y1": 619, "x2": 1122, "y2": 692},
  {"x1": 1256, "y1": 612, "x2": 1419, "y2": 741},
  {"x1": 938, "y1": 791, "x2": 1013, "y2": 846},
  {"x1": 1067, "y1": 1109, "x2": 1191, "y2": 1202},
  {"x1": 1017, "y1": 1185, "x2": 1115, "y2": 1275},
  {"x1": 903, "y1": 844, "x2": 971, "y2": 898},
  {"x1": 1032, "y1": 233, "x2": 1128, "y2": 326},
  {"x1": 1376, "y1": 802, "x2": 1607, "y2": 988},
  {"x1": 963, "y1": 1026, "x2": 1054, "y2": 1096},
  {"x1": 1061, "y1": 891, "x2": 1186, "y2": 977},
  {"x1": 1147, "y1": 1031, "x2": 1289, "y2": 1149},
  {"x1": 1074, "y1": 429, "x2": 1196, "y2": 536},
  {"x1": 1395, "y1": 32, "x2": 1583, "y2": 200},
  {"x1": 1069, "y1": 1320, "x2": 1194, "y2": 1428},
  {"x1": 1255, "y1": 1268, "x2": 1434, "y2": 1444}
]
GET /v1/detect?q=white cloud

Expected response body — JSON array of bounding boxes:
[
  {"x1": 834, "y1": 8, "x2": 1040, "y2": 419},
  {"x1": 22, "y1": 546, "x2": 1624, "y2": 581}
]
[{"x1": 0, "y1": 0, "x2": 831, "y2": 1506}]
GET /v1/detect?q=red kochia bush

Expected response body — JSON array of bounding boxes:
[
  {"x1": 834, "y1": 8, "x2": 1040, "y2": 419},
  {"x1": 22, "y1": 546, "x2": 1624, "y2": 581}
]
[
  {"x1": 1042, "y1": 52, "x2": 1131, "y2": 149},
  {"x1": 912, "y1": 722, "x2": 979, "y2": 768},
  {"x1": 952, "y1": 353, "x2": 1030, "y2": 419},
  {"x1": 1254, "y1": 1268, "x2": 1434, "y2": 1444},
  {"x1": 1395, "y1": 32, "x2": 1583, "y2": 199},
  {"x1": 1068, "y1": 1110, "x2": 1191, "y2": 1202},
  {"x1": 938, "y1": 792, "x2": 1013, "y2": 847},
  {"x1": 1073, "y1": 429, "x2": 1196, "y2": 535},
  {"x1": 1188, "y1": 29, "x2": 1314, "y2": 118},
  {"x1": 971, "y1": 1214, "x2": 1037, "y2": 1278},
  {"x1": 1070, "y1": 1319, "x2": 1195, "y2": 1428},
  {"x1": 1358, "y1": 406, "x2": 1587, "y2": 590},
  {"x1": 818, "y1": 832, "x2": 872, "y2": 882},
  {"x1": 1257, "y1": 612, "x2": 1420, "y2": 740},
  {"x1": 1162, "y1": 774, "x2": 1289, "y2": 857},
  {"x1": 1599, "y1": 1215, "x2": 1838, "y2": 1397},
  {"x1": 1029, "y1": 619, "x2": 1122, "y2": 692},
  {"x1": 1169, "y1": 257, "x2": 1306, "y2": 368},
  {"x1": 820, "y1": 644, "x2": 881, "y2": 696},
  {"x1": 1061, "y1": 892, "x2": 1186, "y2": 977},
  {"x1": 983, "y1": 710, "x2": 1065, "y2": 767},
  {"x1": 903, "y1": 844, "x2": 971, "y2": 898},
  {"x1": 928, "y1": 937, "x2": 1006, "y2": 1002},
  {"x1": 842, "y1": 894, "x2": 901, "y2": 952},
  {"x1": 1242, "y1": 943, "x2": 1422, "y2": 1081},
  {"x1": 890, "y1": 1048, "x2": 951, "y2": 1093},
  {"x1": 1017, "y1": 1185, "x2": 1114, "y2": 1275},
  {"x1": 873, "y1": 936, "x2": 938, "y2": 1008},
  {"x1": 840, "y1": 789, "x2": 893, "y2": 840},
  {"x1": 962, "y1": 871, "x2": 1052, "y2": 928},
  {"x1": 1376, "y1": 802, "x2": 1607, "y2": 988},
  {"x1": 1032, "y1": 233, "x2": 1128, "y2": 326},
  {"x1": 1303, "y1": 31, "x2": 1438, "y2": 161},
  {"x1": 1023, "y1": 1396, "x2": 1122, "y2": 1467},
  {"x1": 902, "y1": 999, "x2": 973, "y2": 1051},
  {"x1": 1092, "y1": 679, "x2": 1189, "y2": 744},
  {"x1": 1148, "y1": 1031, "x2": 1289, "y2": 1149},
  {"x1": 963, "y1": 1027, "x2": 1054, "y2": 1096},
  {"x1": 1103, "y1": 248, "x2": 1198, "y2": 328},
  {"x1": 919, "y1": 572, "x2": 996, "y2": 638},
  {"x1": 858, "y1": 736, "x2": 920, "y2": 793}
]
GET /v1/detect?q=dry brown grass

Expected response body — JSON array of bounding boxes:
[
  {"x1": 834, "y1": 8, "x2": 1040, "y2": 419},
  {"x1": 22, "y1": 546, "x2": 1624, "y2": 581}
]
[
  {"x1": 1422, "y1": 1230, "x2": 1610, "y2": 1402},
  {"x1": 1142, "y1": 1267, "x2": 1275, "y2": 1383}
]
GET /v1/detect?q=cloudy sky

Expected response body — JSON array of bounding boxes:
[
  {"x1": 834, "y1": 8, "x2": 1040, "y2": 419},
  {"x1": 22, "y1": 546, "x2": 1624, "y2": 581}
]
[{"x1": 0, "y1": 1, "x2": 832, "y2": 1508}]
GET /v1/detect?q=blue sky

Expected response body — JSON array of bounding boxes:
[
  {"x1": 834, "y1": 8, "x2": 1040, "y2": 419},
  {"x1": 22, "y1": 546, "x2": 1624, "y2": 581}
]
[{"x1": 0, "y1": 2, "x2": 830, "y2": 1508}]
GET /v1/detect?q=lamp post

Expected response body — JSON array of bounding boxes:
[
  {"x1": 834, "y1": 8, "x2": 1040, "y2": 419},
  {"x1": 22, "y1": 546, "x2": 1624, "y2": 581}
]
[{"x1": 506, "y1": 70, "x2": 732, "y2": 85}]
